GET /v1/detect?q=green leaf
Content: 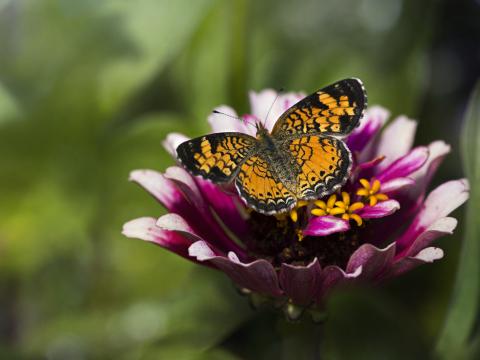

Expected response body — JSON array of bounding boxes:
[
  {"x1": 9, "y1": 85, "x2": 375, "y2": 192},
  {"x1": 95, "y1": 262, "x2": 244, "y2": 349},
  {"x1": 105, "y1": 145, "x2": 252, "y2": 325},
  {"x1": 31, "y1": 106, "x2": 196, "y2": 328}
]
[{"x1": 435, "y1": 81, "x2": 480, "y2": 359}]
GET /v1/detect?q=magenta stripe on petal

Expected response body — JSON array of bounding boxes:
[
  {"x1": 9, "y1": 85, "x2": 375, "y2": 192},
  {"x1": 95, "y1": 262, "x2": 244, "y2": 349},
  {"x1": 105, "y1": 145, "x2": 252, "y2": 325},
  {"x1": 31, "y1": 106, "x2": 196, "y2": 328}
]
[
  {"x1": 195, "y1": 178, "x2": 250, "y2": 238},
  {"x1": 347, "y1": 106, "x2": 390, "y2": 153},
  {"x1": 304, "y1": 215, "x2": 350, "y2": 237},
  {"x1": 380, "y1": 177, "x2": 415, "y2": 193},
  {"x1": 129, "y1": 169, "x2": 183, "y2": 211},
  {"x1": 397, "y1": 217, "x2": 457, "y2": 259},
  {"x1": 346, "y1": 243, "x2": 396, "y2": 280},
  {"x1": 164, "y1": 166, "x2": 205, "y2": 209},
  {"x1": 279, "y1": 258, "x2": 322, "y2": 306},
  {"x1": 189, "y1": 241, "x2": 283, "y2": 297},
  {"x1": 395, "y1": 179, "x2": 469, "y2": 252},
  {"x1": 123, "y1": 217, "x2": 192, "y2": 259},
  {"x1": 156, "y1": 213, "x2": 203, "y2": 242},
  {"x1": 389, "y1": 247, "x2": 444, "y2": 277},
  {"x1": 376, "y1": 147, "x2": 429, "y2": 182},
  {"x1": 357, "y1": 200, "x2": 400, "y2": 219}
]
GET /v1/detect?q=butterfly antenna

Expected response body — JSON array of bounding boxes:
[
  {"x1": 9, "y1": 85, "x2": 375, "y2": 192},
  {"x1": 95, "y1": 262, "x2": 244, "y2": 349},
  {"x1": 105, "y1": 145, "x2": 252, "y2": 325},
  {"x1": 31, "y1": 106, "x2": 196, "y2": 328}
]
[
  {"x1": 212, "y1": 110, "x2": 256, "y2": 127},
  {"x1": 262, "y1": 88, "x2": 284, "y2": 128}
]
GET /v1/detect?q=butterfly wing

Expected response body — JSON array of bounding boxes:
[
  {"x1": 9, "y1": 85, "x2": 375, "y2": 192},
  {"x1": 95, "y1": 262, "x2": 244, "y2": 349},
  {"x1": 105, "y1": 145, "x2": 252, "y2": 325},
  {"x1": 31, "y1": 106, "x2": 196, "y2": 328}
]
[
  {"x1": 271, "y1": 78, "x2": 366, "y2": 137},
  {"x1": 235, "y1": 154, "x2": 296, "y2": 214},
  {"x1": 288, "y1": 134, "x2": 352, "y2": 199},
  {"x1": 176, "y1": 133, "x2": 256, "y2": 183}
]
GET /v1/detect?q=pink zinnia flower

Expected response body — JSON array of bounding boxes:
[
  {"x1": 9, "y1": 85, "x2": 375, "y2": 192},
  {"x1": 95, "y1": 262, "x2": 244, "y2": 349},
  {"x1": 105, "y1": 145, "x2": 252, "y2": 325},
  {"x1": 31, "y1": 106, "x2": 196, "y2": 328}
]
[{"x1": 122, "y1": 89, "x2": 469, "y2": 319}]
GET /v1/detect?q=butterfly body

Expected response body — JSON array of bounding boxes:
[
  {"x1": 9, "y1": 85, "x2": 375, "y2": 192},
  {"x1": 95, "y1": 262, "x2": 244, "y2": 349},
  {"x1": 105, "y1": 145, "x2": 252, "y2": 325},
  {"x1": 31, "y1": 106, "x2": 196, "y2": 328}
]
[{"x1": 176, "y1": 78, "x2": 367, "y2": 215}]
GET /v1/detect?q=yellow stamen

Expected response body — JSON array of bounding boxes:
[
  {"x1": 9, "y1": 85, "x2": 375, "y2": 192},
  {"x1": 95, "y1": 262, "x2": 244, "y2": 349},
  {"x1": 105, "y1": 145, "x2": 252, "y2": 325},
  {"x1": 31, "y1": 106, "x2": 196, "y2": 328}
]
[
  {"x1": 330, "y1": 207, "x2": 346, "y2": 215},
  {"x1": 359, "y1": 178, "x2": 371, "y2": 189},
  {"x1": 296, "y1": 229, "x2": 304, "y2": 242},
  {"x1": 326, "y1": 194, "x2": 337, "y2": 209},
  {"x1": 349, "y1": 202, "x2": 365, "y2": 212},
  {"x1": 357, "y1": 178, "x2": 389, "y2": 208},
  {"x1": 311, "y1": 192, "x2": 365, "y2": 227},
  {"x1": 289, "y1": 200, "x2": 311, "y2": 222},
  {"x1": 290, "y1": 209, "x2": 298, "y2": 222},
  {"x1": 350, "y1": 214, "x2": 363, "y2": 226}
]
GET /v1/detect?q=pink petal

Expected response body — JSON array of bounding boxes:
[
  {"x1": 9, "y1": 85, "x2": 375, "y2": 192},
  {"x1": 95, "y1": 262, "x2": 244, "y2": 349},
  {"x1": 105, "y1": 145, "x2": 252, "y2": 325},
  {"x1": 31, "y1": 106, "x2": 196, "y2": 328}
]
[
  {"x1": 248, "y1": 89, "x2": 305, "y2": 131},
  {"x1": 129, "y1": 169, "x2": 183, "y2": 211},
  {"x1": 411, "y1": 140, "x2": 451, "y2": 190},
  {"x1": 279, "y1": 258, "x2": 322, "y2": 306},
  {"x1": 162, "y1": 132, "x2": 189, "y2": 159},
  {"x1": 208, "y1": 105, "x2": 256, "y2": 135},
  {"x1": 195, "y1": 178, "x2": 249, "y2": 238},
  {"x1": 189, "y1": 241, "x2": 283, "y2": 297},
  {"x1": 395, "y1": 179, "x2": 469, "y2": 253},
  {"x1": 376, "y1": 147, "x2": 429, "y2": 182},
  {"x1": 418, "y1": 180, "x2": 469, "y2": 229},
  {"x1": 398, "y1": 217, "x2": 457, "y2": 259},
  {"x1": 357, "y1": 200, "x2": 400, "y2": 219},
  {"x1": 389, "y1": 247, "x2": 444, "y2": 277},
  {"x1": 164, "y1": 166, "x2": 205, "y2": 209},
  {"x1": 122, "y1": 217, "x2": 192, "y2": 258},
  {"x1": 375, "y1": 115, "x2": 418, "y2": 169},
  {"x1": 380, "y1": 177, "x2": 415, "y2": 193},
  {"x1": 347, "y1": 105, "x2": 390, "y2": 153},
  {"x1": 346, "y1": 243, "x2": 396, "y2": 280},
  {"x1": 156, "y1": 213, "x2": 202, "y2": 242},
  {"x1": 315, "y1": 265, "x2": 363, "y2": 302},
  {"x1": 303, "y1": 216, "x2": 350, "y2": 237}
]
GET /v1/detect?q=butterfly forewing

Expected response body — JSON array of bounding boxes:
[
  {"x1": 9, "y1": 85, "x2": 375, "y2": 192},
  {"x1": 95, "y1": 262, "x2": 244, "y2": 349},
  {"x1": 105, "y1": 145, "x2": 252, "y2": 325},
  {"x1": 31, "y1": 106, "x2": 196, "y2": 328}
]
[
  {"x1": 176, "y1": 133, "x2": 256, "y2": 183},
  {"x1": 271, "y1": 78, "x2": 366, "y2": 137}
]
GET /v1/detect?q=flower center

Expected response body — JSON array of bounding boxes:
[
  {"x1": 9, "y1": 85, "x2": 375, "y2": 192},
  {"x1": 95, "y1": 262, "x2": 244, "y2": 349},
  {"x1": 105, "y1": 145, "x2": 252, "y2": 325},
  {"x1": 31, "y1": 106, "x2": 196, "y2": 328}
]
[{"x1": 245, "y1": 178, "x2": 390, "y2": 268}]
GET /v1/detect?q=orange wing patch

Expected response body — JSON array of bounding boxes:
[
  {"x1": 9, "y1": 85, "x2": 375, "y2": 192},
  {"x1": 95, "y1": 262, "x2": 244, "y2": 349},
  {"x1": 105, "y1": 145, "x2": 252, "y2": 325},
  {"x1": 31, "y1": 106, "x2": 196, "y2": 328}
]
[
  {"x1": 235, "y1": 155, "x2": 296, "y2": 214},
  {"x1": 271, "y1": 78, "x2": 366, "y2": 137},
  {"x1": 289, "y1": 135, "x2": 351, "y2": 199},
  {"x1": 177, "y1": 133, "x2": 255, "y2": 183}
]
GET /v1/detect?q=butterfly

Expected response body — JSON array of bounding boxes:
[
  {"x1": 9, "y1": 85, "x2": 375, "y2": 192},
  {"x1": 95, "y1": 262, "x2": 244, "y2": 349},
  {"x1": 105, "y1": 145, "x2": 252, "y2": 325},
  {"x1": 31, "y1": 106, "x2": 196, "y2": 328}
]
[{"x1": 176, "y1": 78, "x2": 367, "y2": 215}]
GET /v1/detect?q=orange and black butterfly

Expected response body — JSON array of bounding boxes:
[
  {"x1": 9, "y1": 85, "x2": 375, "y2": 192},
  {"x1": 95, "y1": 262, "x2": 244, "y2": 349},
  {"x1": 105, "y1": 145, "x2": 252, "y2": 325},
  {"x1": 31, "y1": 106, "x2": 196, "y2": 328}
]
[{"x1": 177, "y1": 78, "x2": 367, "y2": 215}]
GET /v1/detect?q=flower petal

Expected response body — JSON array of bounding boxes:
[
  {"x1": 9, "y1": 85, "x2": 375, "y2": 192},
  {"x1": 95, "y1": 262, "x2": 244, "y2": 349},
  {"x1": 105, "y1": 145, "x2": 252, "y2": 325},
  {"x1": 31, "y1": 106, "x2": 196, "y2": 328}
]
[
  {"x1": 194, "y1": 178, "x2": 249, "y2": 237},
  {"x1": 346, "y1": 242, "x2": 396, "y2": 280},
  {"x1": 164, "y1": 166, "x2": 205, "y2": 209},
  {"x1": 389, "y1": 247, "x2": 444, "y2": 277},
  {"x1": 279, "y1": 258, "x2": 322, "y2": 306},
  {"x1": 380, "y1": 177, "x2": 415, "y2": 193},
  {"x1": 156, "y1": 213, "x2": 202, "y2": 242},
  {"x1": 189, "y1": 241, "x2": 283, "y2": 297},
  {"x1": 303, "y1": 216, "x2": 350, "y2": 237},
  {"x1": 376, "y1": 146, "x2": 429, "y2": 182},
  {"x1": 411, "y1": 140, "x2": 451, "y2": 190},
  {"x1": 315, "y1": 265, "x2": 362, "y2": 302},
  {"x1": 347, "y1": 105, "x2": 390, "y2": 153},
  {"x1": 122, "y1": 217, "x2": 192, "y2": 258},
  {"x1": 208, "y1": 105, "x2": 256, "y2": 135},
  {"x1": 356, "y1": 200, "x2": 400, "y2": 219},
  {"x1": 129, "y1": 169, "x2": 183, "y2": 211},
  {"x1": 248, "y1": 89, "x2": 305, "y2": 131},
  {"x1": 162, "y1": 132, "x2": 189, "y2": 158},
  {"x1": 395, "y1": 179, "x2": 469, "y2": 253},
  {"x1": 375, "y1": 115, "x2": 418, "y2": 169}
]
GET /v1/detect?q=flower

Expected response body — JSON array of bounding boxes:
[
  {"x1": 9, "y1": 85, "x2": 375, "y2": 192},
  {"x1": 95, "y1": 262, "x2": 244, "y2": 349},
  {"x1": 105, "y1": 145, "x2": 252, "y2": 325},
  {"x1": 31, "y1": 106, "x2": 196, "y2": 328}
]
[{"x1": 123, "y1": 89, "x2": 469, "y2": 320}]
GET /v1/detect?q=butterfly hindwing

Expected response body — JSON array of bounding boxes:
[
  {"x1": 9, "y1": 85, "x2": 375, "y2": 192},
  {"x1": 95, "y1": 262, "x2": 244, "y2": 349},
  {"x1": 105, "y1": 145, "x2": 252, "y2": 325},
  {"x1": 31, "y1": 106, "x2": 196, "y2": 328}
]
[
  {"x1": 176, "y1": 133, "x2": 256, "y2": 183},
  {"x1": 271, "y1": 78, "x2": 366, "y2": 137},
  {"x1": 288, "y1": 134, "x2": 351, "y2": 199},
  {"x1": 235, "y1": 154, "x2": 296, "y2": 214}
]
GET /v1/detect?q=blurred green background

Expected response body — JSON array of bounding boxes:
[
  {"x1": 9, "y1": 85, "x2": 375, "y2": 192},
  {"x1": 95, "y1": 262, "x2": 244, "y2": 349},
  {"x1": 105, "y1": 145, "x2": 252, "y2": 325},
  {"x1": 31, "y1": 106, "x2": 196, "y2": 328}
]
[{"x1": 0, "y1": 0, "x2": 479, "y2": 359}]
